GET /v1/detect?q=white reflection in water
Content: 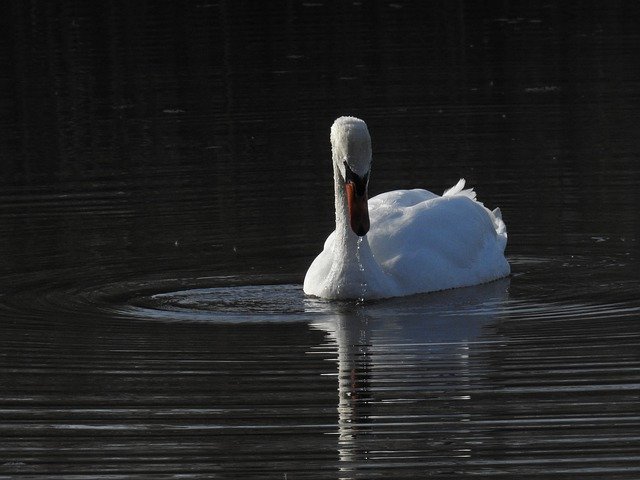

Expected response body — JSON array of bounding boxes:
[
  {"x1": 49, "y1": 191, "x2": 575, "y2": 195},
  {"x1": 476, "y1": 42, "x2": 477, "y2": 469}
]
[{"x1": 309, "y1": 279, "x2": 510, "y2": 476}]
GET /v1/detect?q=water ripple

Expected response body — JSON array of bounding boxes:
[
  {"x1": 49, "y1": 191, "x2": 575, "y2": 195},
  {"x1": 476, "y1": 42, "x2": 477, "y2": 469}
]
[
  {"x1": 1, "y1": 255, "x2": 639, "y2": 478},
  {"x1": 1, "y1": 254, "x2": 638, "y2": 327}
]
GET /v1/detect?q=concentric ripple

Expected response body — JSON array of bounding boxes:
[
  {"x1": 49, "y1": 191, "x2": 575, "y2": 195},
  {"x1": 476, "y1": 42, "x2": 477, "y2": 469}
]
[
  {"x1": 96, "y1": 254, "x2": 640, "y2": 324},
  {"x1": 125, "y1": 283, "x2": 315, "y2": 322},
  {"x1": 2, "y1": 254, "x2": 637, "y2": 326}
]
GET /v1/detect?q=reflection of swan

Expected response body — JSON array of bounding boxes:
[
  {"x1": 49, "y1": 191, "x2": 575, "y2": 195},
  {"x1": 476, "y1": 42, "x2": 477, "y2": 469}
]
[
  {"x1": 304, "y1": 116, "x2": 510, "y2": 300},
  {"x1": 309, "y1": 279, "x2": 510, "y2": 477}
]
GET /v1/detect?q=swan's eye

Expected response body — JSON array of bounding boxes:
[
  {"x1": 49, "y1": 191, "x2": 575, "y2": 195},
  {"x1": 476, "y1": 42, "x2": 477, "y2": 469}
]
[{"x1": 343, "y1": 161, "x2": 369, "y2": 197}]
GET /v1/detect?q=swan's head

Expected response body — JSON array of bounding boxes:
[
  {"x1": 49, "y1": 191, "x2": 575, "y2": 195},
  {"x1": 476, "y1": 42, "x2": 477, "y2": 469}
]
[{"x1": 331, "y1": 116, "x2": 371, "y2": 236}]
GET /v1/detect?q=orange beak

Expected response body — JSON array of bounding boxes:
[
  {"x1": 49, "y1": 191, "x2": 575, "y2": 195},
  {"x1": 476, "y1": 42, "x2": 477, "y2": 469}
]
[{"x1": 345, "y1": 181, "x2": 370, "y2": 236}]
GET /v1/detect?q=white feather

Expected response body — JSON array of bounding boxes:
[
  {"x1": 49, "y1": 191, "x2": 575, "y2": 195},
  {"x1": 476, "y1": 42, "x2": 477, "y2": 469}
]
[{"x1": 443, "y1": 178, "x2": 477, "y2": 201}]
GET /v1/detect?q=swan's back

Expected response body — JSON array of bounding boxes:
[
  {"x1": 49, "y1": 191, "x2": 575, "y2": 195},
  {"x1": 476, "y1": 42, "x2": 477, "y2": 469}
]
[{"x1": 367, "y1": 187, "x2": 509, "y2": 295}]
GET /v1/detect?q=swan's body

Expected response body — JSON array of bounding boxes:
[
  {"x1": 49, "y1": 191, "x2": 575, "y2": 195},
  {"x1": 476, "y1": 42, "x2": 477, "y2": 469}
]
[{"x1": 303, "y1": 117, "x2": 510, "y2": 300}]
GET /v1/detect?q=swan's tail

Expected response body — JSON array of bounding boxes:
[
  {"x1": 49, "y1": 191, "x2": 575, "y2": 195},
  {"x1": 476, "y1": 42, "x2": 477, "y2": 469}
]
[
  {"x1": 443, "y1": 178, "x2": 477, "y2": 201},
  {"x1": 492, "y1": 207, "x2": 507, "y2": 236},
  {"x1": 445, "y1": 179, "x2": 507, "y2": 239}
]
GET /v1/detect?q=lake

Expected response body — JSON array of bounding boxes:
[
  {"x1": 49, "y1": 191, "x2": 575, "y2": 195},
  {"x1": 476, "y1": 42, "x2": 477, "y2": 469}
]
[{"x1": 1, "y1": 1, "x2": 640, "y2": 478}]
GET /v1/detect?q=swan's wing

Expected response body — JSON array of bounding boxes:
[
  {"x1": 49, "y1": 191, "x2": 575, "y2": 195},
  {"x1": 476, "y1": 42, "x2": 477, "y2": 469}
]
[
  {"x1": 368, "y1": 188, "x2": 509, "y2": 293},
  {"x1": 370, "y1": 193, "x2": 495, "y2": 268},
  {"x1": 370, "y1": 188, "x2": 439, "y2": 209}
]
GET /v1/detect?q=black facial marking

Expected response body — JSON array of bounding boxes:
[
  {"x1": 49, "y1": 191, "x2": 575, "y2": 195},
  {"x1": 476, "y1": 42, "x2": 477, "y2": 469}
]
[{"x1": 343, "y1": 161, "x2": 369, "y2": 197}]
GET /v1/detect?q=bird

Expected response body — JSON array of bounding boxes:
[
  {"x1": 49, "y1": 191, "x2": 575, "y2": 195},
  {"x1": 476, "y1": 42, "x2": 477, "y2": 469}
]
[{"x1": 303, "y1": 116, "x2": 510, "y2": 300}]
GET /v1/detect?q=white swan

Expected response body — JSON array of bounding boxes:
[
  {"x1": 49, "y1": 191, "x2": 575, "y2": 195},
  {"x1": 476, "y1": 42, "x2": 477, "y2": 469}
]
[{"x1": 303, "y1": 116, "x2": 510, "y2": 300}]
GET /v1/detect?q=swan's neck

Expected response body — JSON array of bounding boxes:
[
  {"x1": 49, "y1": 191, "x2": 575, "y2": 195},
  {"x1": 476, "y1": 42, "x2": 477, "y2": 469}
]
[{"x1": 327, "y1": 161, "x2": 394, "y2": 299}]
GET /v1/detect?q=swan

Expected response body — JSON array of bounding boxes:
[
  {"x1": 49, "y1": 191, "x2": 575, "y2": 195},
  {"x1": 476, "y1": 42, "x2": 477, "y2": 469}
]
[{"x1": 303, "y1": 116, "x2": 510, "y2": 300}]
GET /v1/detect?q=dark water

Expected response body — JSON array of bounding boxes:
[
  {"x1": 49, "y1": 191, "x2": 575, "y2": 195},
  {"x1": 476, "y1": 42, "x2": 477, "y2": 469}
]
[{"x1": 2, "y1": 1, "x2": 640, "y2": 478}]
